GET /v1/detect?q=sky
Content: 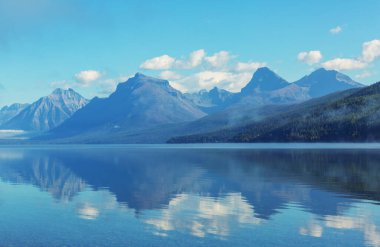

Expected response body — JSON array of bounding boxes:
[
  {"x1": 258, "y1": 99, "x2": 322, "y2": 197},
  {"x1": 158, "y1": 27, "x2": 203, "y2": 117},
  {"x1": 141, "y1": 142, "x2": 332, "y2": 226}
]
[{"x1": 0, "y1": 0, "x2": 380, "y2": 107}]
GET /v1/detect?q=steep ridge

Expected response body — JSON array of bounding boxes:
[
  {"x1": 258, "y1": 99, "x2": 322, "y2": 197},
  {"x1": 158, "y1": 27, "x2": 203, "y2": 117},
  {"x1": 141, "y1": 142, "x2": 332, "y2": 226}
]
[
  {"x1": 1, "y1": 88, "x2": 88, "y2": 131},
  {"x1": 49, "y1": 73, "x2": 206, "y2": 138}
]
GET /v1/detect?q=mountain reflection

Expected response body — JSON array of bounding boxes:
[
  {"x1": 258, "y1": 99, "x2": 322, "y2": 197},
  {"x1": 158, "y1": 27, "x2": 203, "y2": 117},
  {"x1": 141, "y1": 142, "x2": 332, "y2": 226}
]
[{"x1": 0, "y1": 147, "x2": 380, "y2": 242}]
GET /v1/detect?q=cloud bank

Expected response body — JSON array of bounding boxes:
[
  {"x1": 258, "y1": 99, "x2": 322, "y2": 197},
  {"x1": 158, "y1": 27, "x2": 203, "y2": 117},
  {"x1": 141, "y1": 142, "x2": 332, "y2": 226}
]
[
  {"x1": 298, "y1": 51, "x2": 323, "y2": 65},
  {"x1": 139, "y1": 49, "x2": 266, "y2": 92}
]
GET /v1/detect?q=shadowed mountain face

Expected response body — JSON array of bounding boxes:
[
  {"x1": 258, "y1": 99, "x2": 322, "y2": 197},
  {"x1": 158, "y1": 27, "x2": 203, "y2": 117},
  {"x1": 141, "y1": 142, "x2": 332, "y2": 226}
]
[
  {"x1": 50, "y1": 73, "x2": 206, "y2": 137},
  {"x1": 295, "y1": 68, "x2": 363, "y2": 97},
  {"x1": 169, "y1": 80, "x2": 380, "y2": 143},
  {"x1": 1, "y1": 89, "x2": 88, "y2": 131},
  {"x1": 242, "y1": 67, "x2": 290, "y2": 93},
  {"x1": 237, "y1": 67, "x2": 310, "y2": 105},
  {"x1": 0, "y1": 103, "x2": 29, "y2": 125}
]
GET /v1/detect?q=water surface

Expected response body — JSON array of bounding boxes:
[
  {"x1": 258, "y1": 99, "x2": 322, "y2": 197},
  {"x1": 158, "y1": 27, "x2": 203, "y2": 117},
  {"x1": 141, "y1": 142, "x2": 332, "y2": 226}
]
[{"x1": 0, "y1": 145, "x2": 380, "y2": 246}]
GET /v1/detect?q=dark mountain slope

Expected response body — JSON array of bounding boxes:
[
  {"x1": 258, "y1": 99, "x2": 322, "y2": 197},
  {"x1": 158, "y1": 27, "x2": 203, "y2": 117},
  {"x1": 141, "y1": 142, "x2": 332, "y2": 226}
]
[{"x1": 168, "y1": 83, "x2": 377, "y2": 142}]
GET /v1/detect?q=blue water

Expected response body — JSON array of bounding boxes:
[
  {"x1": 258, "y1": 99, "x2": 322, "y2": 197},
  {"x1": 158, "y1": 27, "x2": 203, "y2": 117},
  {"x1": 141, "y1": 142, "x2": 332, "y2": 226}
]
[{"x1": 0, "y1": 145, "x2": 380, "y2": 246}]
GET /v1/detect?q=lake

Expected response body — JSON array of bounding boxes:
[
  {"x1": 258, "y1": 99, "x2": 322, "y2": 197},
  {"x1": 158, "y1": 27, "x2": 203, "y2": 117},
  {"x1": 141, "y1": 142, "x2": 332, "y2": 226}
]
[{"x1": 0, "y1": 144, "x2": 380, "y2": 246}]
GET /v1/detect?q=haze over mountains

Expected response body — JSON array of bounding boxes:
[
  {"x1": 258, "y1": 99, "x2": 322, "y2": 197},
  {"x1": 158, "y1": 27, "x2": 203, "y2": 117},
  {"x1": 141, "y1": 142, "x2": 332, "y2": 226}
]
[{"x1": 0, "y1": 67, "x2": 373, "y2": 143}]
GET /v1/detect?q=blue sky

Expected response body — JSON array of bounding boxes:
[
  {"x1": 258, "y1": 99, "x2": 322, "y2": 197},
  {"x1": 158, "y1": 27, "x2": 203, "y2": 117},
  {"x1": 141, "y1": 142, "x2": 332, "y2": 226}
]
[{"x1": 0, "y1": 0, "x2": 380, "y2": 106}]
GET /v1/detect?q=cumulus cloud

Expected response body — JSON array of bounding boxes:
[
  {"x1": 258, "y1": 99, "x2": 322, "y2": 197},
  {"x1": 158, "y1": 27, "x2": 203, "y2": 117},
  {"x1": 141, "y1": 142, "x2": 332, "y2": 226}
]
[
  {"x1": 77, "y1": 203, "x2": 99, "y2": 220},
  {"x1": 139, "y1": 49, "x2": 266, "y2": 92},
  {"x1": 75, "y1": 70, "x2": 102, "y2": 86},
  {"x1": 175, "y1": 49, "x2": 206, "y2": 69},
  {"x1": 205, "y1": 51, "x2": 231, "y2": 69},
  {"x1": 173, "y1": 71, "x2": 252, "y2": 92},
  {"x1": 320, "y1": 39, "x2": 380, "y2": 72},
  {"x1": 330, "y1": 26, "x2": 342, "y2": 34},
  {"x1": 361, "y1": 39, "x2": 380, "y2": 63},
  {"x1": 235, "y1": 62, "x2": 267, "y2": 72},
  {"x1": 169, "y1": 81, "x2": 189, "y2": 92},
  {"x1": 297, "y1": 50, "x2": 323, "y2": 65},
  {"x1": 322, "y1": 58, "x2": 367, "y2": 70},
  {"x1": 50, "y1": 73, "x2": 131, "y2": 96},
  {"x1": 143, "y1": 193, "x2": 262, "y2": 238},
  {"x1": 140, "y1": 50, "x2": 206, "y2": 70},
  {"x1": 140, "y1": 55, "x2": 175, "y2": 70}
]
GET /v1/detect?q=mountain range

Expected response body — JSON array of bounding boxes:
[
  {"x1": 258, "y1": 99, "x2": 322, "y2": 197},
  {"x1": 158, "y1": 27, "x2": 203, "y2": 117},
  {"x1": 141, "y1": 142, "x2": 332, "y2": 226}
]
[
  {"x1": 169, "y1": 82, "x2": 380, "y2": 143},
  {"x1": 0, "y1": 67, "x2": 373, "y2": 143},
  {"x1": 0, "y1": 103, "x2": 29, "y2": 125},
  {"x1": 1, "y1": 88, "x2": 88, "y2": 131},
  {"x1": 48, "y1": 73, "x2": 205, "y2": 138}
]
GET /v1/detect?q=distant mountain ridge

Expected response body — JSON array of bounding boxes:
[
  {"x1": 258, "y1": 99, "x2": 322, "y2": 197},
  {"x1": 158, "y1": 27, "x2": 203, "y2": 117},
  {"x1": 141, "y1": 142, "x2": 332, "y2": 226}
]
[
  {"x1": 241, "y1": 67, "x2": 290, "y2": 94},
  {"x1": 169, "y1": 80, "x2": 380, "y2": 143},
  {"x1": 0, "y1": 67, "x2": 368, "y2": 143},
  {"x1": 1, "y1": 88, "x2": 88, "y2": 131},
  {"x1": 185, "y1": 67, "x2": 362, "y2": 111},
  {"x1": 184, "y1": 87, "x2": 237, "y2": 113},
  {"x1": 294, "y1": 68, "x2": 363, "y2": 97},
  {"x1": 49, "y1": 73, "x2": 206, "y2": 138},
  {"x1": 0, "y1": 103, "x2": 29, "y2": 125}
]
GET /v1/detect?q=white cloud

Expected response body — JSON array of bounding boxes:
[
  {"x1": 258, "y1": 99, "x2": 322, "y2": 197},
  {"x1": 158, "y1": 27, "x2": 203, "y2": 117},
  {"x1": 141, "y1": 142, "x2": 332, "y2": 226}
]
[
  {"x1": 169, "y1": 81, "x2": 189, "y2": 92},
  {"x1": 51, "y1": 74, "x2": 130, "y2": 96},
  {"x1": 138, "y1": 49, "x2": 266, "y2": 92},
  {"x1": 75, "y1": 70, "x2": 102, "y2": 86},
  {"x1": 175, "y1": 49, "x2": 206, "y2": 69},
  {"x1": 143, "y1": 193, "x2": 262, "y2": 238},
  {"x1": 173, "y1": 70, "x2": 252, "y2": 92},
  {"x1": 297, "y1": 50, "x2": 323, "y2": 65},
  {"x1": 205, "y1": 51, "x2": 231, "y2": 69},
  {"x1": 77, "y1": 203, "x2": 99, "y2": 220},
  {"x1": 299, "y1": 223, "x2": 323, "y2": 238},
  {"x1": 235, "y1": 62, "x2": 267, "y2": 72},
  {"x1": 320, "y1": 39, "x2": 380, "y2": 72},
  {"x1": 355, "y1": 71, "x2": 372, "y2": 79},
  {"x1": 361, "y1": 39, "x2": 380, "y2": 63},
  {"x1": 322, "y1": 58, "x2": 367, "y2": 70},
  {"x1": 330, "y1": 26, "x2": 342, "y2": 34},
  {"x1": 140, "y1": 55, "x2": 175, "y2": 70},
  {"x1": 159, "y1": 70, "x2": 183, "y2": 80},
  {"x1": 140, "y1": 50, "x2": 206, "y2": 70}
]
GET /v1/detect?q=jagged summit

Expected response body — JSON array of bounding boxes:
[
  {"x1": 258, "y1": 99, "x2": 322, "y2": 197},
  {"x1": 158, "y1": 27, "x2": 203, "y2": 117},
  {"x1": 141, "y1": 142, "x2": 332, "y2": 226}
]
[
  {"x1": 295, "y1": 68, "x2": 363, "y2": 97},
  {"x1": 1, "y1": 88, "x2": 88, "y2": 131},
  {"x1": 241, "y1": 67, "x2": 289, "y2": 94},
  {"x1": 51, "y1": 73, "x2": 206, "y2": 136},
  {"x1": 115, "y1": 73, "x2": 171, "y2": 96}
]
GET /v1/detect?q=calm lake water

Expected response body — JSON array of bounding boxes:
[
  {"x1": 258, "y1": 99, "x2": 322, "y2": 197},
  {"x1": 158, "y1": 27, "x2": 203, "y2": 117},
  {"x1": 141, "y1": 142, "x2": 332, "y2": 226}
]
[{"x1": 1, "y1": 145, "x2": 380, "y2": 246}]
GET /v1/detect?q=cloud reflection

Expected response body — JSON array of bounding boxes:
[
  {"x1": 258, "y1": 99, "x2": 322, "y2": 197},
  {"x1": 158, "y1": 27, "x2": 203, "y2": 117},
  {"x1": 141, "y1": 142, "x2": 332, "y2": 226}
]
[
  {"x1": 77, "y1": 203, "x2": 99, "y2": 220},
  {"x1": 144, "y1": 193, "x2": 262, "y2": 238}
]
